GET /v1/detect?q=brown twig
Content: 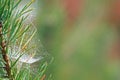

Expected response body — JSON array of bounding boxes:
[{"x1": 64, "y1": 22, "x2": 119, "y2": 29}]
[
  {"x1": 0, "y1": 21, "x2": 13, "y2": 80},
  {"x1": 41, "y1": 74, "x2": 46, "y2": 80}
]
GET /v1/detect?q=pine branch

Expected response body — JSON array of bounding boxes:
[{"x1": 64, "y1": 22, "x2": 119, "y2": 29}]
[
  {"x1": 0, "y1": 0, "x2": 48, "y2": 80},
  {"x1": 0, "y1": 21, "x2": 13, "y2": 80}
]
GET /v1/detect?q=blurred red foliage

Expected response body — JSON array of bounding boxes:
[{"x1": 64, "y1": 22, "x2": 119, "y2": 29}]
[
  {"x1": 108, "y1": 0, "x2": 120, "y2": 26},
  {"x1": 62, "y1": 0, "x2": 84, "y2": 23},
  {"x1": 108, "y1": 0, "x2": 120, "y2": 60}
]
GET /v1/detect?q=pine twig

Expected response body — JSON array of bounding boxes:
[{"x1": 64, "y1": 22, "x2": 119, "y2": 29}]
[{"x1": 0, "y1": 21, "x2": 13, "y2": 80}]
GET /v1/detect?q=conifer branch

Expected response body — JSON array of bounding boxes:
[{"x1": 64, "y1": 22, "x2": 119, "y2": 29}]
[{"x1": 0, "y1": 21, "x2": 13, "y2": 80}]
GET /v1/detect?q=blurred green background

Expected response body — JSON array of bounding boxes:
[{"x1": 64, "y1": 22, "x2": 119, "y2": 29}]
[{"x1": 31, "y1": 0, "x2": 120, "y2": 80}]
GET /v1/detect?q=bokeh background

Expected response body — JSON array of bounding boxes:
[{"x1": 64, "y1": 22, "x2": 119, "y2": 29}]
[{"x1": 30, "y1": 0, "x2": 120, "y2": 80}]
